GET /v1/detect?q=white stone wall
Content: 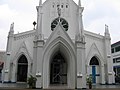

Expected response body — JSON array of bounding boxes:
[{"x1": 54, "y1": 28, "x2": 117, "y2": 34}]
[
  {"x1": 11, "y1": 30, "x2": 35, "y2": 62},
  {"x1": 41, "y1": 0, "x2": 79, "y2": 40},
  {"x1": 85, "y1": 30, "x2": 105, "y2": 62},
  {"x1": 3, "y1": 0, "x2": 115, "y2": 89},
  {"x1": 3, "y1": 30, "x2": 35, "y2": 82}
]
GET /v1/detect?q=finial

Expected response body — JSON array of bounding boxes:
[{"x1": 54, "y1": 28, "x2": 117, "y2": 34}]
[
  {"x1": 10, "y1": 22, "x2": 14, "y2": 32},
  {"x1": 105, "y1": 24, "x2": 109, "y2": 33},
  {"x1": 33, "y1": 21, "x2": 37, "y2": 30},
  {"x1": 39, "y1": 0, "x2": 42, "y2": 5},
  {"x1": 78, "y1": 0, "x2": 81, "y2": 6}
]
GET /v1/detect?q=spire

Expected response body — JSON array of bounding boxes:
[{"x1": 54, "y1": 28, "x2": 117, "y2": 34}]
[
  {"x1": 105, "y1": 24, "x2": 109, "y2": 34},
  {"x1": 36, "y1": 6, "x2": 43, "y2": 40},
  {"x1": 9, "y1": 22, "x2": 14, "y2": 33},
  {"x1": 78, "y1": 0, "x2": 81, "y2": 6},
  {"x1": 39, "y1": 0, "x2": 42, "y2": 5},
  {"x1": 75, "y1": 0, "x2": 85, "y2": 42},
  {"x1": 105, "y1": 24, "x2": 110, "y2": 37}
]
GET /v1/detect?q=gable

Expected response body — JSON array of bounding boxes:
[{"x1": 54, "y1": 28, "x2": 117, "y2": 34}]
[
  {"x1": 41, "y1": 0, "x2": 79, "y2": 39},
  {"x1": 44, "y1": 23, "x2": 75, "y2": 54},
  {"x1": 12, "y1": 41, "x2": 32, "y2": 63},
  {"x1": 86, "y1": 43, "x2": 104, "y2": 66}
]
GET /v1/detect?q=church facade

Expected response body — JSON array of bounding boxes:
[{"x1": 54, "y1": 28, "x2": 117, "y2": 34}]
[{"x1": 3, "y1": 0, "x2": 115, "y2": 89}]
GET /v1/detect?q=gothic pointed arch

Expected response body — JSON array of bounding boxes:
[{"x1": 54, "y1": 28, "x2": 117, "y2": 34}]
[
  {"x1": 10, "y1": 41, "x2": 33, "y2": 82},
  {"x1": 89, "y1": 56, "x2": 99, "y2": 66},
  {"x1": 44, "y1": 20, "x2": 75, "y2": 56},
  {"x1": 42, "y1": 36, "x2": 76, "y2": 88},
  {"x1": 89, "y1": 55, "x2": 101, "y2": 84},
  {"x1": 50, "y1": 51, "x2": 67, "y2": 84},
  {"x1": 12, "y1": 41, "x2": 32, "y2": 64},
  {"x1": 17, "y1": 54, "x2": 28, "y2": 82},
  {"x1": 86, "y1": 43, "x2": 104, "y2": 66},
  {"x1": 86, "y1": 43, "x2": 105, "y2": 84}
]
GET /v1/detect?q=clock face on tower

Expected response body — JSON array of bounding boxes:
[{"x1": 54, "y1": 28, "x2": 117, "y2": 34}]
[{"x1": 51, "y1": 18, "x2": 69, "y2": 31}]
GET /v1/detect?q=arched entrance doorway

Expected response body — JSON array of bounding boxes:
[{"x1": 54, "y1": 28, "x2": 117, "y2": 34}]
[
  {"x1": 50, "y1": 52, "x2": 67, "y2": 85},
  {"x1": 17, "y1": 55, "x2": 28, "y2": 82},
  {"x1": 89, "y1": 56, "x2": 100, "y2": 84},
  {"x1": 43, "y1": 40, "x2": 76, "y2": 89}
]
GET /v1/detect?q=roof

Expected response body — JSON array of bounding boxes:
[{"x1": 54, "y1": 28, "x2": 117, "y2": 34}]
[{"x1": 111, "y1": 41, "x2": 120, "y2": 47}]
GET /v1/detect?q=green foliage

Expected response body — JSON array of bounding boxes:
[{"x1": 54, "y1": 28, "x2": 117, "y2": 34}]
[
  {"x1": 27, "y1": 75, "x2": 37, "y2": 88},
  {"x1": 86, "y1": 75, "x2": 92, "y2": 84}
]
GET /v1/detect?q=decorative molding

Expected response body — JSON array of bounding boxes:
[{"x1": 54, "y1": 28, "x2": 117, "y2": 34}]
[
  {"x1": 14, "y1": 30, "x2": 35, "y2": 40},
  {"x1": 12, "y1": 41, "x2": 32, "y2": 64},
  {"x1": 84, "y1": 30, "x2": 104, "y2": 40},
  {"x1": 86, "y1": 43, "x2": 104, "y2": 66}
]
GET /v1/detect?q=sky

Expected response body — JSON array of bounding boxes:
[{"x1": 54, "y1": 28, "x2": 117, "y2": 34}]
[{"x1": 0, "y1": 0, "x2": 120, "y2": 50}]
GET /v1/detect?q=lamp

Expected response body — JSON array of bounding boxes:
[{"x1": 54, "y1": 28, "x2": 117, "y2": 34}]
[
  {"x1": 5, "y1": 69, "x2": 9, "y2": 73},
  {"x1": 77, "y1": 72, "x2": 83, "y2": 78},
  {"x1": 36, "y1": 72, "x2": 41, "y2": 77}
]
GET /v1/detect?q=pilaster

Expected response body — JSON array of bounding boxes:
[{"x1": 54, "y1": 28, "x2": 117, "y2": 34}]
[
  {"x1": 76, "y1": 41, "x2": 86, "y2": 89},
  {"x1": 35, "y1": 38, "x2": 44, "y2": 88},
  {"x1": 35, "y1": 2, "x2": 44, "y2": 88},
  {"x1": 104, "y1": 25, "x2": 115, "y2": 84},
  {"x1": 4, "y1": 23, "x2": 14, "y2": 82},
  {"x1": 11, "y1": 62, "x2": 16, "y2": 82},
  {"x1": 101, "y1": 65, "x2": 105, "y2": 84}
]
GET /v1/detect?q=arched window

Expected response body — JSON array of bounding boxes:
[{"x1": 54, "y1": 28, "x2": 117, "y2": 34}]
[
  {"x1": 17, "y1": 55, "x2": 28, "y2": 82},
  {"x1": 51, "y1": 18, "x2": 69, "y2": 31},
  {"x1": 90, "y1": 56, "x2": 99, "y2": 65},
  {"x1": 18, "y1": 55, "x2": 28, "y2": 63}
]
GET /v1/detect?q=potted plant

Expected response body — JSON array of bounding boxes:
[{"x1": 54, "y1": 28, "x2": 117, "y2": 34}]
[
  {"x1": 86, "y1": 75, "x2": 92, "y2": 89},
  {"x1": 27, "y1": 75, "x2": 37, "y2": 89}
]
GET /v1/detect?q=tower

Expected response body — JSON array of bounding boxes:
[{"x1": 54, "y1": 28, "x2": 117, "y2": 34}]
[
  {"x1": 33, "y1": 0, "x2": 44, "y2": 88},
  {"x1": 4, "y1": 23, "x2": 14, "y2": 82},
  {"x1": 104, "y1": 24, "x2": 115, "y2": 84},
  {"x1": 75, "y1": 0, "x2": 85, "y2": 42},
  {"x1": 75, "y1": 0, "x2": 86, "y2": 88}
]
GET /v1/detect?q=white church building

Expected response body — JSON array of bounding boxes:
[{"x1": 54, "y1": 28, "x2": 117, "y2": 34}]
[{"x1": 3, "y1": 0, "x2": 115, "y2": 89}]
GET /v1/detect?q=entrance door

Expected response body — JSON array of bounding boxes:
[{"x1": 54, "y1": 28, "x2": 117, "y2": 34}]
[
  {"x1": 92, "y1": 66, "x2": 96, "y2": 83},
  {"x1": 17, "y1": 55, "x2": 28, "y2": 82},
  {"x1": 50, "y1": 52, "x2": 67, "y2": 85},
  {"x1": 90, "y1": 56, "x2": 100, "y2": 84}
]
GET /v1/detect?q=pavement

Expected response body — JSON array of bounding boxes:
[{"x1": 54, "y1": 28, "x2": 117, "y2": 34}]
[{"x1": 0, "y1": 83, "x2": 120, "y2": 90}]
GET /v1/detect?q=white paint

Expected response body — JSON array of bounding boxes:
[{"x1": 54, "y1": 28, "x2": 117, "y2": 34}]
[{"x1": 3, "y1": 0, "x2": 115, "y2": 89}]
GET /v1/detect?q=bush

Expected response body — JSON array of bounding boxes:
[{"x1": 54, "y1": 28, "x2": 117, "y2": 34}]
[
  {"x1": 86, "y1": 75, "x2": 92, "y2": 84},
  {"x1": 86, "y1": 75, "x2": 92, "y2": 89},
  {"x1": 27, "y1": 75, "x2": 37, "y2": 89}
]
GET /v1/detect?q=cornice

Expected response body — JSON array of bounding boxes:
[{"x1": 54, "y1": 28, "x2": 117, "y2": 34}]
[{"x1": 14, "y1": 30, "x2": 36, "y2": 40}]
